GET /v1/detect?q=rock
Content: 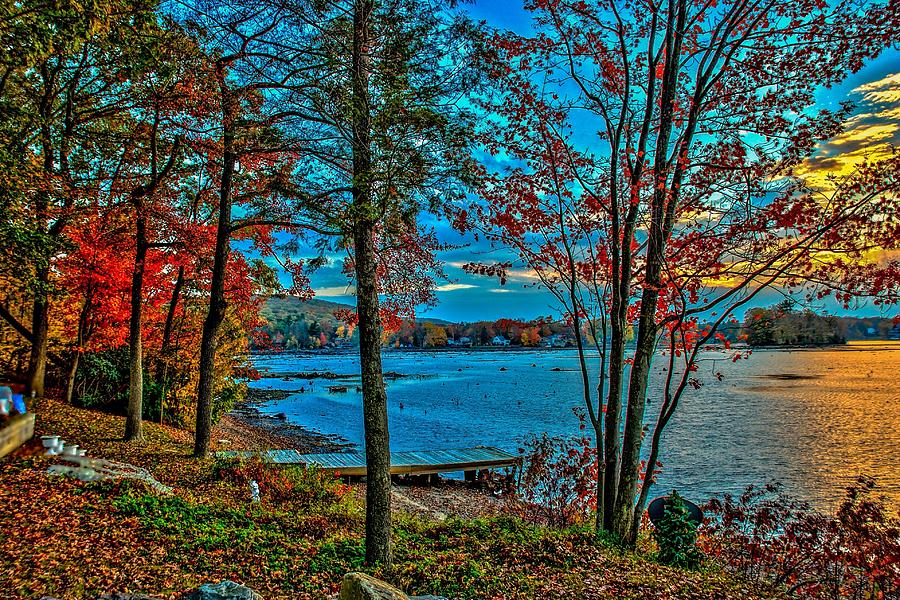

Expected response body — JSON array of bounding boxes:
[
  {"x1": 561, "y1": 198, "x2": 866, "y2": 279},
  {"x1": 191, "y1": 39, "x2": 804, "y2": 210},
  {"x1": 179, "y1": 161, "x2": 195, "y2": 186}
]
[
  {"x1": 186, "y1": 581, "x2": 262, "y2": 600},
  {"x1": 338, "y1": 573, "x2": 448, "y2": 600},
  {"x1": 339, "y1": 573, "x2": 408, "y2": 600}
]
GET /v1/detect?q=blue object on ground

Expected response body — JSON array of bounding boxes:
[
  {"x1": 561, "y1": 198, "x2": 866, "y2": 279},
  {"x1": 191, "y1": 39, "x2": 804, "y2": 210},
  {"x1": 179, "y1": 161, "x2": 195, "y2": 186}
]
[{"x1": 11, "y1": 393, "x2": 26, "y2": 414}]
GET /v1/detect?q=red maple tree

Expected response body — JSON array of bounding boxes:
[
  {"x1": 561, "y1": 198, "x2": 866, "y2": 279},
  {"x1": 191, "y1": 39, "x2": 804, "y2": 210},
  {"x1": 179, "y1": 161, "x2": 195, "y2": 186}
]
[{"x1": 468, "y1": 0, "x2": 900, "y2": 542}]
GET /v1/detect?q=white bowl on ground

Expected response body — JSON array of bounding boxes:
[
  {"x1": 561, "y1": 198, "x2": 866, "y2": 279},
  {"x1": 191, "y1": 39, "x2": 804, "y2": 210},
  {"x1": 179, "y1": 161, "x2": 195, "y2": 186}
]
[{"x1": 41, "y1": 435, "x2": 59, "y2": 448}]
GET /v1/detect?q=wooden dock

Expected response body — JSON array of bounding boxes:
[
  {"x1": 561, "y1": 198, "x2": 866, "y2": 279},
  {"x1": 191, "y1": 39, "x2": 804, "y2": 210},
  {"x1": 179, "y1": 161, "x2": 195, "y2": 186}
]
[{"x1": 217, "y1": 446, "x2": 519, "y2": 477}]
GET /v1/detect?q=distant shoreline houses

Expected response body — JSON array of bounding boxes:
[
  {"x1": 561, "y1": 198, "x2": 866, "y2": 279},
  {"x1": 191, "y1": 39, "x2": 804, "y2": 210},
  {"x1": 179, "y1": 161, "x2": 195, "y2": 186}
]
[{"x1": 256, "y1": 296, "x2": 900, "y2": 352}]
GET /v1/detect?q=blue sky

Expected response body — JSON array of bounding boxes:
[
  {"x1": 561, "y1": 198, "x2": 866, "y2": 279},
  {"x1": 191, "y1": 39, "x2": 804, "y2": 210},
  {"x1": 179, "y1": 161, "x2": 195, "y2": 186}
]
[{"x1": 303, "y1": 1, "x2": 900, "y2": 322}]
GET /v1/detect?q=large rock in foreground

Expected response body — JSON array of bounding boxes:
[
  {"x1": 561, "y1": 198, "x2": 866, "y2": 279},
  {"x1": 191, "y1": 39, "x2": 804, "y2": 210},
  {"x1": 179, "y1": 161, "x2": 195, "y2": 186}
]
[
  {"x1": 339, "y1": 573, "x2": 407, "y2": 600},
  {"x1": 338, "y1": 572, "x2": 449, "y2": 600},
  {"x1": 186, "y1": 581, "x2": 262, "y2": 600}
]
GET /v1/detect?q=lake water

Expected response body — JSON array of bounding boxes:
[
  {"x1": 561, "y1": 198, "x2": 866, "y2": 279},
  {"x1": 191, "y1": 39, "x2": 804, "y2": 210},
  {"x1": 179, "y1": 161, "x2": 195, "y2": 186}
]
[{"x1": 248, "y1": 343, "x2": 900, "y2": 511}]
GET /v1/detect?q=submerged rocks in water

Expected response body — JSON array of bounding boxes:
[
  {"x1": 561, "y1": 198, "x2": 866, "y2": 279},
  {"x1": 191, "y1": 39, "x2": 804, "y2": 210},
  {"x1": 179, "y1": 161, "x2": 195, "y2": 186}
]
[
  {"x1": 762, "y1": 373, "x2": 821, "y2": 380},
  {"x1": 273, "y1": 370, "x2": 356, "y2": 380},
  {"x1": 338, "y1": 573, "x2": 448, "y2": 600},
  {"x1": 186, "y1": 580, "x2": 261, "y2": 600},
  {"x1": 227, "y1": 401, "x2": 355, "y2": 453},
  {"x1": 244, "y1": 388, "x2": 297, "y2": 403}
]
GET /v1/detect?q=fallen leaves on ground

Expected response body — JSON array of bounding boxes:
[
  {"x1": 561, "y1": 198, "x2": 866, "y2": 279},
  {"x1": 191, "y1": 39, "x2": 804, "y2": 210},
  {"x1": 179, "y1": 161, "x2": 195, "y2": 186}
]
[{"x1": 0, "y1": 400, "x2": 781, "y2": 599}]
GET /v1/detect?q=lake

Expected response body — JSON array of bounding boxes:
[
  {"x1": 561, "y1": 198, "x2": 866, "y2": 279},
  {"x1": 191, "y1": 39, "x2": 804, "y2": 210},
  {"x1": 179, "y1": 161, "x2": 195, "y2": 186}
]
[{"x1": 247, "y1": 343, "x2": 900, "y2": 511}]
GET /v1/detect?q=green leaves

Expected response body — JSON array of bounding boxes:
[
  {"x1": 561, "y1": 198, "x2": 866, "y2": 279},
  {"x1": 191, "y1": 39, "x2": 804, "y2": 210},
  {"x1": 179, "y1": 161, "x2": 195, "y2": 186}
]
[{"x1": 652, "y1": 491, "x2": 703, "y2": 569}]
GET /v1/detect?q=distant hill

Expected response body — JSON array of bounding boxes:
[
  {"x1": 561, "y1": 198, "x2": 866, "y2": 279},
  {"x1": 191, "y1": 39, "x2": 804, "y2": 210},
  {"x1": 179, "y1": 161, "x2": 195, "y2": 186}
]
[
  {"x1": 256, "y1": 296, "x2": 453, "y2": 350},
  {"x1": 261, "y1": 296, "x2": 450, "y2": 325},
  {"x1": 261, "y1": 296, "x2": 355, "y2": 327}
]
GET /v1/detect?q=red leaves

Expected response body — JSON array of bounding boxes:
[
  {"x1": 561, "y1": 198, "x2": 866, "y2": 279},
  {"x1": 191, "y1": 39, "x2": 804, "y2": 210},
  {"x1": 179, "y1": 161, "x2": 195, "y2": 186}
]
[
  {"x1": 701, "y1": 478, "x2": 900, "y2": 598},
  {"x1": 513, "y1": 428, "x2": 598, "y2": 527}
]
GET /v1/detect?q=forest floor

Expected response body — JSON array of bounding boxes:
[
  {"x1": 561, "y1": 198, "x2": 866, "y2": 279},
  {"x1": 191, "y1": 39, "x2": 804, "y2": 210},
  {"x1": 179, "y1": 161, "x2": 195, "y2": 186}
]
[{"x1": 0, "y1": 399, "x2": 781, "y2": 599}]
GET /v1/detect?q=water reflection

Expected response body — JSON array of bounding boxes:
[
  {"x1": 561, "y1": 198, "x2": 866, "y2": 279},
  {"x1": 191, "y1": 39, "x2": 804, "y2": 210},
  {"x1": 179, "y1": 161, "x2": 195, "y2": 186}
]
[{"x1": 250, "y1": 343, "x2": 900, "y2": 511}]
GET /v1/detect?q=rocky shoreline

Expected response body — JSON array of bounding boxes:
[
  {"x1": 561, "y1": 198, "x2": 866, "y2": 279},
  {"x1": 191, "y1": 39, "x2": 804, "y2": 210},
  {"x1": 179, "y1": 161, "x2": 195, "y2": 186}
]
[{"x1": 226, "y1": 388, "x2": 356, "y2": 453}]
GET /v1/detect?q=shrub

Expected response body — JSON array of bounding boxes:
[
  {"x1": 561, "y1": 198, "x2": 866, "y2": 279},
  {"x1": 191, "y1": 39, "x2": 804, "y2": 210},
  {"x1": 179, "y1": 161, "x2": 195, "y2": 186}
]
[
  {"x1": 213, "y1": 456, "x2": 351, "y2": 509},
  {"x1": 652, "y1": 491, "x2": 703, "y2": 569},
  {"x1": 74, "y1": 349, "x2": 164, "y2": 422},
  {"x1": 701, "y1": 477, "x2": 900, "y2": 599},
  {"x1": 510, "y1": 431, "x2": 597, "y2": 527},
  {"x1": 75, "y1": 348, "x2": 129, "y2": 410}
]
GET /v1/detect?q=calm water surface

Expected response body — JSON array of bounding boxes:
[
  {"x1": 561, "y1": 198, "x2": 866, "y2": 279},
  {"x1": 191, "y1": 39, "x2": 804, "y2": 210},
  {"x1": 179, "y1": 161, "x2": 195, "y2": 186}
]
[{"x1": 248, "y1": 343, "x2": 900, "y2": 511}]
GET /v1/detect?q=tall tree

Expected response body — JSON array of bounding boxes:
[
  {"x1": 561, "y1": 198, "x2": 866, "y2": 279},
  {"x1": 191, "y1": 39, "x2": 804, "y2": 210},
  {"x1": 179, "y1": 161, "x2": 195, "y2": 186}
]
[
  {"x1": 0, "y1": 0, "x2": 159, "y2": 396},
  {"x1": 190, "y1": 0, "x2": 482, "y2": 564},
  {"x1": 168, "y1": 0, "x2": 316, "y2": 457},
  {"x1": 474, "y1": 0, "x2": 900, "y2": 543},
  {"x1": 348, "y1": 0, "x2": 396, "y2": 567},
  {"x1": 118, "y1": 20, "x2": 208, "y2": 441}
]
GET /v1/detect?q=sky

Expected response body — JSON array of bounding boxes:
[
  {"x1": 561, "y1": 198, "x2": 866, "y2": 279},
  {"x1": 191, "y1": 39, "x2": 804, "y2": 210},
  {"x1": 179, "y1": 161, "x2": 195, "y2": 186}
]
[{"x1": 303, "y1": 1, "x2": 900, "y2": 323}]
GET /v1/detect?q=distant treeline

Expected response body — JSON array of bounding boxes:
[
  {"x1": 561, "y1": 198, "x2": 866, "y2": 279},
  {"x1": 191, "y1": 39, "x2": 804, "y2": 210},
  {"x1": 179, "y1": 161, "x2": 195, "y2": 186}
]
[
  {"x1": 254, "y1": 296, "x2": 578, "y2": 350},
  {"x1": 254, "y1": 296, "x2": 899, "y2": 351},
  {"x1": 742, "y1": 301, "x2": 899, "y2": 346}
]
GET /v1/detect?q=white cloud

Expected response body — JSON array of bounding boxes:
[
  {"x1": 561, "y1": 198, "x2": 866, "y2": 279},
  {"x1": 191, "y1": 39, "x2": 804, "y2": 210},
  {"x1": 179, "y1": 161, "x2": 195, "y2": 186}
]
[
  {"x1": 434, "y1": 283, "x2": 478, "y2": 292},
  {"x1": 315, "y1": 286, "x2": 355, "y2": 296},
  {"x1": 799, "y1": 71, "x2": 900, "y2": 188},
  {"x1": 854, "y1": 72, "x2": 900, "y2": 103}
]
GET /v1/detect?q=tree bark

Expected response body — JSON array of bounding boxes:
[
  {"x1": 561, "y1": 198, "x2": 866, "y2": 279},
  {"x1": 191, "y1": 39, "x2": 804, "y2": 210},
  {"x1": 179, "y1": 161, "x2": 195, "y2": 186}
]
[
  {"x1": 27, "y1": 266, "x2": 50, "y2": 398},
  {"x1": 612, "y1": 0, "x2": 687, "y2": 543},
  {"x1": 159, "y1": 264, "x2": 184, "y2": 374},
  {"x1": 65, "y1": 352, "x2": 79, "y2": 404},
  {"x1": 65, "y1": 290, "x2": 93, "y2": 404},
  {"x1": 125, "y1": 213, "x2": 148, "y2": 441},
  {"x1": 156, "y1": 265, "x2": 185, "y2": 424},
  {"x1": 351, "y1": 0, "x2": 392, "y2": 568},
  {"x1": 193, "y1": 73, "x2": 236, "y2": 459},
  {"x1": 603, "y1": 306, "x2": 625, "y2": 528}
]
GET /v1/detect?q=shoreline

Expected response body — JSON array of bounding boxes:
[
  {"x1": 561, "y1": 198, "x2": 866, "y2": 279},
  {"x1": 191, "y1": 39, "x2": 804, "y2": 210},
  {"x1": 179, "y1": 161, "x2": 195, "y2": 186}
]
[
  {"x1": 225, "y1": 388, "x2": 356, "y2": 454},
  {"x1": 247, "y1": 339, "x2": 900, "y2": 359},
  {"x1": 225, "y1": 391, "x2": 508, "y2": 521}
]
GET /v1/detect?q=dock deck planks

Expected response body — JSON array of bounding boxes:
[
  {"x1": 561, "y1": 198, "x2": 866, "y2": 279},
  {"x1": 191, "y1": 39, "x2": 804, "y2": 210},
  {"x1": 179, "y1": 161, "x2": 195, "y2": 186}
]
[{"x1": 217, "y1": 446, "x2": 519, "y2": 476}]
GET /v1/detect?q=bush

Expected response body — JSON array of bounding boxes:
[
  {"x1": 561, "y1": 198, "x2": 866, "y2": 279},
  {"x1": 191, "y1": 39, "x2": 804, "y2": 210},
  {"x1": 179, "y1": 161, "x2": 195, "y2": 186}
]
[
  {"x1": 652, "y1": 491, "x2": 703, "y2": 569},
  {"x1": 75, "y1": 348, "x2": 163, "y2": 421},
  {"x1": 213, "y1": 456, "x2": 351, "y2": 509},
  {"x1": 701, "y1": 477, "x2": 900, "y2": 599},
  {"x1": 75, "y1": 348, "x2": 129, "y2": 410},
  {"x1": 510, "y1": 431, "x2": 597, "y2": 527}
]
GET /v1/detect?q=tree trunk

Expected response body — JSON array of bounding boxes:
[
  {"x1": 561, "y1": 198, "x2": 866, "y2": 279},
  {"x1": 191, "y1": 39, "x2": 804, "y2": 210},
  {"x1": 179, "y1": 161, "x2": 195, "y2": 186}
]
[
  {"x1": 612, "y1": 300, "x2": 657, "y2": 541},
  {"x1": 193, "y1": 79, "x2": 236, "y2": 459},
  {"x1": 354, "y1": 221, "x2": 393, "y2": 568},
  {"x1": 156, "y1": 265, "x2": 185, "y2": 425},
  {"x1": 65, "y1": 351, "x2": 79, "y2": 404},
  {"x1": 611, "y1": 1, "x2": 686, "y2": 541},
  {"x1": 603, "y1": 313, "x2": 625, "y2": 529},
  {"x1": 158, "y1": 264, "x2": 184, "y2": 376},
  {"x1": 27, "y1": 266, "x2": 50, "y2": 398},
  {"x1": 65, "y1": 291, "x2": 92, "y2": 405},
  {"x1": 351, "y1": 0, "x2": 392, "y2": 568},
  {"x1": 125, "y1": 213, "x2": 148, "y2": 441}
]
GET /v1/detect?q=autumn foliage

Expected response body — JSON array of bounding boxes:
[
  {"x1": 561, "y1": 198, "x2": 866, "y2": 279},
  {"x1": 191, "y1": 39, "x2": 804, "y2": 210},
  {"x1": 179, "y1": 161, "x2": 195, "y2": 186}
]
[
  {"x1": 466, "y1": 0, "x2": 900, "y2": 542},
  {"x1": 701, "y1": 478, "x2": 900, "y2": 599}
]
